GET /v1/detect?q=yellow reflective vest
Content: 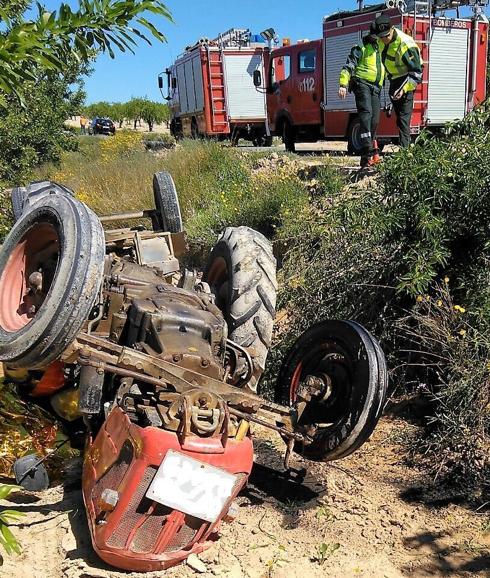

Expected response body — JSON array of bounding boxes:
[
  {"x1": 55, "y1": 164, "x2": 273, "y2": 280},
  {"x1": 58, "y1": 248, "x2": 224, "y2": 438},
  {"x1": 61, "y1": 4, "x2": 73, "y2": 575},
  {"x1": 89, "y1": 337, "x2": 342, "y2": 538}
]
[
  {"x1": 339, "y1": 40, "x2": 385, "y2": 88},
  {"x1": 381, "y1": 29, "x2": 423, "y2": 92}
]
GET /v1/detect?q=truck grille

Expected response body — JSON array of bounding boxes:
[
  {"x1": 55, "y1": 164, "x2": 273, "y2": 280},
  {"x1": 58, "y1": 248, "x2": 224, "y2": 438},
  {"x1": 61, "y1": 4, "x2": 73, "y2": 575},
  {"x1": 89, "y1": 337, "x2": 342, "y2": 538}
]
[
  {"x1": 107, "y1": 468, "x2": 247, "y2": 554},
  {"x1": 92, "y1": 441, "x2": 133, "y2": 514},
  {"x1": 107, "y1": 466, "x2": 156, "y2": 549}
]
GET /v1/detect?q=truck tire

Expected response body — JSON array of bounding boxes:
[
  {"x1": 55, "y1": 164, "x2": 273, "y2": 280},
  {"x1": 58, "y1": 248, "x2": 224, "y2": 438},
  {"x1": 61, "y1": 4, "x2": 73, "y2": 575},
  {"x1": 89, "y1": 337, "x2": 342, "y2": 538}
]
[
  {"x1": 275, "y1": 320, "x2": 388, "y2": 462},
  {"x1": 282, "y1": 121, "x2": 296, "y2": 153},
  {"x1": 191, "y1": 118, "x2": 199, "y2": 139},
  {"x1": 152, "y1": 171, "x2": 184, "y2": 234},
  {"x1": 0, "y1": 194, "x2": 105, "y2": 369},
  {"x1": 253, "y1": 134, "x2": 273, "y2": 147},
  {"x1": 347, "y1": 117, "x2": 362, "y2": 156},
  {"x1": 11, "y1": 181, "x2": 75, "y2": 222},
  {"x1": 204, "y1": 226, "x2": 277, "y2": 392}
]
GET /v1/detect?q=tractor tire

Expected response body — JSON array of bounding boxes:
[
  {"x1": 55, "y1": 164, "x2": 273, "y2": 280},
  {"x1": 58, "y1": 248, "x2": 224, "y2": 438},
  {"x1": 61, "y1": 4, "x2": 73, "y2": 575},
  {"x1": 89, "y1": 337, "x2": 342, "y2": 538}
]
[
  {"x1": 282, "y1": 121, "x2": 296, "y2": 153},
  {"x1": 11, "y1": 181, "x2": 75, "y2": 222},
  {"x1": 204, "y1": 226, "x2": 277, "y2": 392},
  {"x1": 152, "y1": 171, "x2": 184, "y2": 234},
  {"x1": 276, "y1": 320, "x2": 388, "y2": 462},
  {"x1": 10, "y1": 187, "x2": 24, "y2": 221},
  {"x1": 0, "y1": 194, "x2": 105, "y2": 368},
  {"x1": 347, "y1": 116, "x2": 362, "y2": 156}
]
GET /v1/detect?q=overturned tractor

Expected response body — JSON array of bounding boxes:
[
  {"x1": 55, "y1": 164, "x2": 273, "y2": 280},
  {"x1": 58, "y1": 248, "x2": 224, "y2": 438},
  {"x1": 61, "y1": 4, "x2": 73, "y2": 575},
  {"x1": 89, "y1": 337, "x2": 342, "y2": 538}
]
[{"x1": 0, "y1": 176, "x2": 387, "y2": 571}]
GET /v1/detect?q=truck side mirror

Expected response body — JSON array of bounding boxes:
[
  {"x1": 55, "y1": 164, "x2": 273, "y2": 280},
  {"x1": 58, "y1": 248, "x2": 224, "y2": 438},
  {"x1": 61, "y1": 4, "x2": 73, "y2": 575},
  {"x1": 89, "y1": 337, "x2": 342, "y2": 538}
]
[
  {"x1": 253, "y1": 69, "x2": 262, "y2": 87},
  {"x1": 158, "y1": 76, "x2": 164, "y2": 89}
]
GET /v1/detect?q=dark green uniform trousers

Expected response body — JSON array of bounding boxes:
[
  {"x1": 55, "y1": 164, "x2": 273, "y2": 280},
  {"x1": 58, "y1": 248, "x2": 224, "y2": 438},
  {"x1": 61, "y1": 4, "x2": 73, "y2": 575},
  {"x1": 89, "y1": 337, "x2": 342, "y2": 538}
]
[
  {"x1": 352, "y1": 79, "x2": 381, "y2": 163},
  {"x1": 390, "y1": 77, "x2": 414, "y2": 148}
]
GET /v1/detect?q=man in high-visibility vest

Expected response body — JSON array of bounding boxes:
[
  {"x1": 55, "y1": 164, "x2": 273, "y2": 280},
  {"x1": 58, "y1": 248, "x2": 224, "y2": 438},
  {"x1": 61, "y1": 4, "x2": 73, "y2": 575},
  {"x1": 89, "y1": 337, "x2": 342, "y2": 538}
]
[
  {"x1": 339, "y1": 30, "x2": 385, "y2": 168},
  {"x1": 372, "y1": 14, "x2": 423, "y2": 148}
]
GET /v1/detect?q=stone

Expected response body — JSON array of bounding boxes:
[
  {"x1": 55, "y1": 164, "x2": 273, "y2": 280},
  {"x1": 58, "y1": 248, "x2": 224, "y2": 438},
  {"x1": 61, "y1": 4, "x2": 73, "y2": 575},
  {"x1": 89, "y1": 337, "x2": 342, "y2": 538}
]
[{"x1": 187, "y1": 553, "x2": 207, "y2": 573}]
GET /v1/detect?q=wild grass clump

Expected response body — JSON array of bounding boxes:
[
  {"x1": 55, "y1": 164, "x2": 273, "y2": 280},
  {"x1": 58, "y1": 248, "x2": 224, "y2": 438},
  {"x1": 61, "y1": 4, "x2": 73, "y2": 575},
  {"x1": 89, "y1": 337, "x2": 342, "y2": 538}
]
[
  {"x1": 35, "y1": 138, "x2": 311, "y2": 259},
  {"x1": 34, "y1": 133, "x2": 162, "y2": 216},
  {"x1": 396, "y1": 285, "x2": 489, "y2": 490}
]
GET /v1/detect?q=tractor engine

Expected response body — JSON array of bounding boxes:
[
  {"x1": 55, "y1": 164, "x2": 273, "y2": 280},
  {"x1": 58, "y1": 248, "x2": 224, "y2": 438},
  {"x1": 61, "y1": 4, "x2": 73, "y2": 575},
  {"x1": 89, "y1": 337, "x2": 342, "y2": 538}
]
[{"x1": 80, "y1": 255, "x2": 254, "y2": 572}]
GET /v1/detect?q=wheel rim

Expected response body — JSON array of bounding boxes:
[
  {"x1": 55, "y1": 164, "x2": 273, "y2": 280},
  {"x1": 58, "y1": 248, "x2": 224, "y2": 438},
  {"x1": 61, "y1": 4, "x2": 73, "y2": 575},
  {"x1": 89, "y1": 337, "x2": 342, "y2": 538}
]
[
  {"x1": 205, "y1": 256, "x2": 229, "y2": 311},
  {"x1": 289, "y1": 338, "x2": 354, "y2": 430},
  {"x1": 0, "y1": 223, "x2": 60, "y2": 332}
]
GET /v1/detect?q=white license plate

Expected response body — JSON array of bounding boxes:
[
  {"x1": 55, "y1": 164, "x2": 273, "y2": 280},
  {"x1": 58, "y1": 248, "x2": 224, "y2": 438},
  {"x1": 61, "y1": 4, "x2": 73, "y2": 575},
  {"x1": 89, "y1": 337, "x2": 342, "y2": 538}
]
[{"x1": 146, "y1": 450, "x2": 238, "y2": 523}]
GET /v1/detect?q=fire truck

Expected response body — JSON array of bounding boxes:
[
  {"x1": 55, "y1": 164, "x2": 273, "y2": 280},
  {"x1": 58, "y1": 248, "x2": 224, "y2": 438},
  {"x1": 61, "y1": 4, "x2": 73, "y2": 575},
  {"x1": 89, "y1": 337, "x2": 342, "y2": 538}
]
[
  {"x1": 254, "y1": 0, "x2": 489, "y2": 152},
  {"x1": 160, "y1": 28, "x2": 271, "y2": 146}
]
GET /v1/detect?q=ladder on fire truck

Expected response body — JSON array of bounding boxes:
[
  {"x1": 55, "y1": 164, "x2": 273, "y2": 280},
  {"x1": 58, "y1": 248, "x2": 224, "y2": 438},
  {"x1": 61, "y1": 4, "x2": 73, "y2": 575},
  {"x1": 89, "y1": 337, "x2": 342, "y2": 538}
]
[
  {"x1": 206, "y1": 46, "x2": 230, "y2": 133},
  {"x1": 412, "y1": 0, "x2": 432, "y2": 110}
]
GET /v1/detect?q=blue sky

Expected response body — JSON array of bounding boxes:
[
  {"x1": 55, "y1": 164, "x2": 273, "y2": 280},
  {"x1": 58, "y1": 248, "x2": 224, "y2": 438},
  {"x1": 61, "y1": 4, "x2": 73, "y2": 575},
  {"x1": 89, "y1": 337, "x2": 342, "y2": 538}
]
[
  {"x1": 41, "y1": 0, "x2": 355, "y2": 103},
  {"x1": 40, "y1": 1, "x2": 476, "y2": 104}
]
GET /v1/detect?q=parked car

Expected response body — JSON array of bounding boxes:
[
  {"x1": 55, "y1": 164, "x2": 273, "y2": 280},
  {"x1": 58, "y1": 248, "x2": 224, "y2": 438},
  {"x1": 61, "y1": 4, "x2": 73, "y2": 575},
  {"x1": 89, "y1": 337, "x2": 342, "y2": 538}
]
[{"x1": 89, "y1": 117, "x2": 116, "y2": 135}]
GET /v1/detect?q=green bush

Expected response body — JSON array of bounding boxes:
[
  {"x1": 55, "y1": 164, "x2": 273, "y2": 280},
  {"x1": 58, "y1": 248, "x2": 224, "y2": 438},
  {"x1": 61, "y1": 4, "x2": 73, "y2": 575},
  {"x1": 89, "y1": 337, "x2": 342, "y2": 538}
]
[{"x1": 271, "y1": 105, "x2": 490, "y2": 493}]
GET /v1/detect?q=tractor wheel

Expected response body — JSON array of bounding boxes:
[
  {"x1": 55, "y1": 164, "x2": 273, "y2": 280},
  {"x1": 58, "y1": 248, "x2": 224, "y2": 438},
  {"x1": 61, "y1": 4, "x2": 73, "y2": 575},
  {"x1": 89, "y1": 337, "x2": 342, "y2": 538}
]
[
  {"x1": 152, "y1": 171, "x2": 183, "y2": 233},
  {"x1": 204, "y1": 226, "x2": 277, "y2": 392},
  {"x1": 276, "y1": 320, "x2": 388, "y2": 461},
  {"x1": 0, "y1": 194, "x2": 105, "y2": 368},
  {"x1": 11, "y1": 181, "x2": 75, "y2": 221},
  {"x1": 347, "y1": 117, "x2": 362, "y2": 156}
]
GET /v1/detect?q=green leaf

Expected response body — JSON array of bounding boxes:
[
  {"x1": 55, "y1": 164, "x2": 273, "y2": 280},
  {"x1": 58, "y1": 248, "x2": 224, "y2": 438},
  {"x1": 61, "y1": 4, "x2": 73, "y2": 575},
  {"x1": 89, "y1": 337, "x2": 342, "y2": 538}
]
[
  {"x1": 0, "y1": 485, "x2": 20, "y2": 501},
  {"x1": 0, "y1": 524, "x2": 21, "y2": 555}
]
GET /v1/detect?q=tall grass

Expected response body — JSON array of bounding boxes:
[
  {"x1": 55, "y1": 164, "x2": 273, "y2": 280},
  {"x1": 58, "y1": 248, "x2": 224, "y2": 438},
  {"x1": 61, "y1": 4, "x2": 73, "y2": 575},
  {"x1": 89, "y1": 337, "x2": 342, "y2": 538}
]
[{"x1": 35, "y1": 135, "x2": 314, "y2": 257}]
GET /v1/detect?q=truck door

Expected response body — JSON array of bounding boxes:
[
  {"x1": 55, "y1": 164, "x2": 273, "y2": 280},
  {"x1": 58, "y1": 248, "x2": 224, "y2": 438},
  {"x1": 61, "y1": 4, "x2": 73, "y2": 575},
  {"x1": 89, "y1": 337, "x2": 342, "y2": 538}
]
[
  {"x1": 295, "y1": 42, "x2": 322, "y2": 125},
  {"x1": 267, "y1": 48, "x2": 292, "y2": 130}
]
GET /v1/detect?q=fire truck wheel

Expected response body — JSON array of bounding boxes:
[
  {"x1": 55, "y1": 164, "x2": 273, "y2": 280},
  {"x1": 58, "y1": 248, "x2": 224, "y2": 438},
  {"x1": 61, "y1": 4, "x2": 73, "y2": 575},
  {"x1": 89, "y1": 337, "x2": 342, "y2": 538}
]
[
  {"x1": 0, "y1": 194, "x2": 105, "y2": 369},
  {"x1": 275, "y1": 320, "x2": 388, "y2": 462},
  {"x1": 282, "y1": 121, "x2": 296, "y2": 153},
  {"x1": 253, "y1": 134, "x2": 273, "y2": 147},
  {"x1": 191, "y1": 118, "x2": 199, "y2": 139},
  {"x1": 152, "y1": 171, "x2": 184, "y2": 234},
  {"x1": 204, "y1": 226, "x2": 277, "y2": 392},
  {"x1": 11, "y1": 181, "x2": 75, "y2": 221},
  {"x1": 347, "y1": 117, "x2": 362, "y2": 156}
]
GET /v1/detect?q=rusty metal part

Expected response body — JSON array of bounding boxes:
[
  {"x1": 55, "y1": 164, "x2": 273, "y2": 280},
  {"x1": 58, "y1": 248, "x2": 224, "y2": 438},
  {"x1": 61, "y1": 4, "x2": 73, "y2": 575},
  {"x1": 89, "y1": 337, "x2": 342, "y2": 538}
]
[
  {"x1": 225, "y1": 339, "x2": 253, "y2": 386},
  {"x1": 100, "y1": 209, "x2": 156, "y2": 223},
  {"x1": 28, "y1": 271, "x2": 43, "y2": 293},
  {"x1": 66, "y1": 333, "x2": 302, "y2": 441},
  {"x1": 295, "y1": 374, "x2": 332, "y2": 401}
]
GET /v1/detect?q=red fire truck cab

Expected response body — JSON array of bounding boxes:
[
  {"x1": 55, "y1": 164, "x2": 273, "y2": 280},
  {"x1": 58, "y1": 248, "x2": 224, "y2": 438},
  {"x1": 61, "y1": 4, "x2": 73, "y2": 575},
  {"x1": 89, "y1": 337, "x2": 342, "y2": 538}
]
[
  {"x1": 258, "y1": 1, "x2": 488, "y2": 152},
  {"x1": 162, "y1": 29, "x2": 271, "y2": 146}
]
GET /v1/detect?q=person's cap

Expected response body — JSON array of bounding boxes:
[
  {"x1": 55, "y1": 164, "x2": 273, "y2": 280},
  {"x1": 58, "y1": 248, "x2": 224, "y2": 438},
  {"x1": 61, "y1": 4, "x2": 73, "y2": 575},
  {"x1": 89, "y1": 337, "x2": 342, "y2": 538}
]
[{"x1": 372, "y1": 15, "x2": 393, "y2": 38}]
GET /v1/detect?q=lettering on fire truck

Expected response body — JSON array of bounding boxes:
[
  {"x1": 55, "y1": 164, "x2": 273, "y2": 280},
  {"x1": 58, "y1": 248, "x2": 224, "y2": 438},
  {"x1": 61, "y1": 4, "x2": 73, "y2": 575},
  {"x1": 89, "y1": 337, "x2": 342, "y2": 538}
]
[{"x1": 299, "y1": 77, "x2": 315, "y2": 92}]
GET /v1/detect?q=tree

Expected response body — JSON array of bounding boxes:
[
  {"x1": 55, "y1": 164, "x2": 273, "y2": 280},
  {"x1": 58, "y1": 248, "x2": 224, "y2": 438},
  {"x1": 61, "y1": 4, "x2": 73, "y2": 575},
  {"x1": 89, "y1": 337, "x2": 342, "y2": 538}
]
[
  {"x1": 126, "y1": 97, "x2": 146, "y2": 130},
  {"x1": 0, "y1": 1, "x2": 172, "y2": 102},
  {"x1": 140, "y1": 100, "x2": 168, "y2": 132},
  {"x1": 110, "y1": 102, "x2": 127, "y2": 128}
]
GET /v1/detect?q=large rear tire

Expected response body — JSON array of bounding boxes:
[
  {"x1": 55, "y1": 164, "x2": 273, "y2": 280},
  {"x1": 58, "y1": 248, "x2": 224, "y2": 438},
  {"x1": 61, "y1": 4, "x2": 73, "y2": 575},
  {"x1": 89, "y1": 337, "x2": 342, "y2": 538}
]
[
  {"x1": 276, "y1": 320, "x2": 388, "y2": 461},
  {"x1": 204, "y1": 226, "x2": 277, "y2": 392},
  {"x1": 152, "y1": 171, "x2": 183, "y2": 234},
  {"x1": 11, "y1": 181, "x2": 75, "y2": 221},
  {"x1": 0, "y1": 194, "x2": 105, "y2": 368}
]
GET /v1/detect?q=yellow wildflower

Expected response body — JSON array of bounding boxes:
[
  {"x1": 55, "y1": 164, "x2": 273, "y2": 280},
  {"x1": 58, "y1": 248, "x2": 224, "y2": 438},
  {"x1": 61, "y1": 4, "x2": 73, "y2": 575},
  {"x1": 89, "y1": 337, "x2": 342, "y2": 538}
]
[
  {"x1": 459, "y1": 329, "x2": 467, "y2": 337},
  {"x1": 416, "y1": 295, "x2": 423, "y2": 302}
]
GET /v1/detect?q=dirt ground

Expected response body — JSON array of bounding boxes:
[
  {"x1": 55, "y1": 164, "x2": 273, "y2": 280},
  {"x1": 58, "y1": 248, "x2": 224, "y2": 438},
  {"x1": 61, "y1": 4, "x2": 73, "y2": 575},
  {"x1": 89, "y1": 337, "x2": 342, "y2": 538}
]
[{"x1": 1, "y1": 417, "x2": 488, "y2": 578}]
